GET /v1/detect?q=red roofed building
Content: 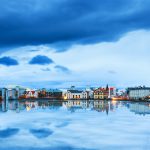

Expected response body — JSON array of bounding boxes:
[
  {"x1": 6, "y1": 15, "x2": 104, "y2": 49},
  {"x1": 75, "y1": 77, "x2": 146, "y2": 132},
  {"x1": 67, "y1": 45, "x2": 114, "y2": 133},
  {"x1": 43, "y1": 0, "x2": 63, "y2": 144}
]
[
  {"x1": 94, "y1": 88, "x2": 109, "y2": 99},
  {"x1": 108, "y1": 87, "x2": 116, "y2": 98},
  {"x1": 25, "y1": 89, "x2": 38, "y2": 98},
  {"x1": 94, "y1": 86, "x2": 116, "y2": 99}
]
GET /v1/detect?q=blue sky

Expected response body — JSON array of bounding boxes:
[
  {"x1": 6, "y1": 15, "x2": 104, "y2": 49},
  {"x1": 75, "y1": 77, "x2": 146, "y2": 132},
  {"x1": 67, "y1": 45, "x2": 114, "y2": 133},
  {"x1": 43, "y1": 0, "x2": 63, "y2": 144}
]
[{"x1": 0, "y1": 0, "x2": 150, "y2": 88}]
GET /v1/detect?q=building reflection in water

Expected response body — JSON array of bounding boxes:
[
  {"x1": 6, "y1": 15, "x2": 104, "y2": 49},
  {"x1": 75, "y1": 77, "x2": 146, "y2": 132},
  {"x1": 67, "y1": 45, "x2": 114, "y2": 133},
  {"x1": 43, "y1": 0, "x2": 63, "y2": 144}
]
[
  {"x1": 0, "y1": 99, "x2": 150, "y2": 115},
  {"x1": 129, "y1": 102, "x2": 150, "y2": 115}
]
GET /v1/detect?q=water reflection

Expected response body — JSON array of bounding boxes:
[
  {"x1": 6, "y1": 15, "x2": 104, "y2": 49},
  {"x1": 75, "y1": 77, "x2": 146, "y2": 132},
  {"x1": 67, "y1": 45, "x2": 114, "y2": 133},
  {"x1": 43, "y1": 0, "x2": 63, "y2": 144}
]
[{"x1": 0, "y1": 99, "x2": 150, "y2": 115}]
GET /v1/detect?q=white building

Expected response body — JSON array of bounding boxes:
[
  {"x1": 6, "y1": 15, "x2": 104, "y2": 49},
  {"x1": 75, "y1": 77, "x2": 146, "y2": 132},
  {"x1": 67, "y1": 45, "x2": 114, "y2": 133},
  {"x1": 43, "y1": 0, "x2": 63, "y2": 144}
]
[
  {"x1": 7, "y1": 88, "x2": 18, "y2": 99},
  {"x1": 85, "y1": 87, "x2": 94, "y2": 99},
  {"x1": 63, "y1": 90, "x2": 81, "y2": 100},
  {"x1": 127, "y1": 87, "x2": 150, "y2": 99},
  {"x1": 108, "y1": 87, "x2": 116, "y2": 98},
  {"x1": 63, "y1": 86, "x2": 88, "y2": 100}
]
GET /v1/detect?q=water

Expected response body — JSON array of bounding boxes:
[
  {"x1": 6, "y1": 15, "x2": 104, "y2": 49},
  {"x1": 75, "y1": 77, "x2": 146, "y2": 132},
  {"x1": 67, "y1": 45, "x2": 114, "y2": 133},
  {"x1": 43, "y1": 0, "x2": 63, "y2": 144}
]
[{"x1": 0, "y1": 100, "x2": 150, "y2": 150}]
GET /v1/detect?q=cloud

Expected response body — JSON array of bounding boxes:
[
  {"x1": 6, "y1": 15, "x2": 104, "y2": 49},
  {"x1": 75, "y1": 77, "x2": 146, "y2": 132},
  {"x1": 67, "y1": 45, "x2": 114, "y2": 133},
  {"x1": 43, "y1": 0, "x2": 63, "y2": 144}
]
[
  {"x1": 55, "y1": 65, "x2": 70, "y2": 73},
  {"x1": 41, "y1": 67, "x2": 51, "y2": 72},
  {"x1": 0, "y1": 56, "x2": 19, "y2": 66},
  {"x1": 0, "y1": 0, "x2": 150, "y2": 51},
  {"x1": 108, "y1": 70, "x2": 117, "y2": 74},
  {"x1": 29, "y1": 55, "x2": 54, "y2": 65}
]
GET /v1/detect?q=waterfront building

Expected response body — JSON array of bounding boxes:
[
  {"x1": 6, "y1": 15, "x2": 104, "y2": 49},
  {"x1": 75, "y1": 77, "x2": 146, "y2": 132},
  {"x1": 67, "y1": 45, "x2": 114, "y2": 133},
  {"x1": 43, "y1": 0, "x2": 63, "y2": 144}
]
[
  {"x1": 1, "y1": 88, "x2": 9, "y2": 111},
  {"x1": 85, "y1": 87, "x2": 94, "y2": 99},
  {"x1": 45, "y1": 89, "x2": 63, "y2": 99},
  {"x1": 64, "y1": 89, "x2": 83, "y2": 100},
  {"x1": 7, "y1": 88, "x2": 18, "y2": 100},
  {"x1": 0, "y1": 88, "x2": 2, "y2": 101},
  {"x1": 108, "y1": 87, "x2": 116, "y2": 98},
  {"x1": 38, "y1": 88, "x2": 47, "y2": 98},
  {"x1": 127, "y1": 86, "x2": 150, "y2": 99},
  {"x1": 16, "y1": 86, "x2": 26, "y2": 99},
  {"x1": 94, "y1": 88, "x2": 109, "y2": 99},
  {"x1": 63, "y1": 86, "x2": 88, "y2": 100},
  {"x1": 38, "y1": 89, "x2": 63, "y2": 99},
  {"x1": 25, "y1": 88, "x2": 38, "y2": 98}
]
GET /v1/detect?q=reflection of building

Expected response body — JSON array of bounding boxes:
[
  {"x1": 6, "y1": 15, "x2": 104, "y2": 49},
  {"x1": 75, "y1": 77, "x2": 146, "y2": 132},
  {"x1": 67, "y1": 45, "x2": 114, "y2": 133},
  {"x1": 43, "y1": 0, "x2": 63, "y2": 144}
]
[
  {"x1": 130, "y1": 103, "x2": 150, "y2": 115},
  {"x1": 127, "y1": 87, "x2": 150, "y2": 99},
  {"x1": 93, "y1": 100, "x2": 109, "y2": 114},
  {"x1": 63, "y1": 100, "x2": 89, "y2": 109}
]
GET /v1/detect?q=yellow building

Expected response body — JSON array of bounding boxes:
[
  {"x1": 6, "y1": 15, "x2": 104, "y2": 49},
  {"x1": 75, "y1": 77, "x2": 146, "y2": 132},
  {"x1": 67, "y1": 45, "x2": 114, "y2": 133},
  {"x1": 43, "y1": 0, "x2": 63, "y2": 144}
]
[{"x1": 94, "y1": 88, "x2": 109, "y2": 99}]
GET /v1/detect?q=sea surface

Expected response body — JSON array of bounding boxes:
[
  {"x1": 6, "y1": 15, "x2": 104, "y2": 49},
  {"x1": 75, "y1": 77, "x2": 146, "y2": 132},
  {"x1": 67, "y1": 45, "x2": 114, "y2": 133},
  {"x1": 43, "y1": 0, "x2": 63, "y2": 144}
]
[{"x1": 0, "y1": 100, "x2": 150, "y2": 150}]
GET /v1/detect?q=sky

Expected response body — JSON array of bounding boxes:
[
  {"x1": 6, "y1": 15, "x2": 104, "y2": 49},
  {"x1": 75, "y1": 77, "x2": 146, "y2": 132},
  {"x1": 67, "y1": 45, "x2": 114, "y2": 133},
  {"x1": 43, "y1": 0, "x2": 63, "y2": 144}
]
[{"x1": 0, "y1": 0, "x2": 150, "y2": 88}]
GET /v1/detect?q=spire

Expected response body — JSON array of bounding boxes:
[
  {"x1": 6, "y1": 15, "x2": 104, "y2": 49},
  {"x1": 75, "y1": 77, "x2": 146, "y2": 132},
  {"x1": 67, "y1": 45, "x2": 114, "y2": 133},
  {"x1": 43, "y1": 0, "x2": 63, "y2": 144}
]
[{"x1": 106, "y1": 84, "x2": 109, "y2": 91}]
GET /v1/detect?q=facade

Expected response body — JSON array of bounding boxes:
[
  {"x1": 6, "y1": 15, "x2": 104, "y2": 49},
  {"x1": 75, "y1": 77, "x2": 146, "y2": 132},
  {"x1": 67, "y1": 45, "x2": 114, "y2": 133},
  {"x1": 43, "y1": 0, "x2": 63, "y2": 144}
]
[
  {"x1": 7, "y1": 88, "x2": 18, "y2": 99},
  {"x1": 127, "y1": 87, "x2": 150, "y2": 99},
  {"x1": 85, "y1": 88, "x2": 94, "y2": 99},
  {"x1": 16, "y1": 87, "x2": 26, "y2": 99},
  {"x1": 64, "y1": 90, "x2": 83, "y2": 100},
  {"x1": 38, "y1": 88, "x2": 47, "y2": 98},
  {"x1": 0, "y1": 88, "x2": 2, "y2": 101},
  {"x1": 94, "y1": 88, "x2": 109, "y2": 99},
  {"x1": 108, "y1": 87, "x2": 116, "y2": 98},
  {"x1": 38, "y1": 89, "x2": 63, "y2": 99},
  {"x1": 63, "y1": 86, "x2": 88, "y2": 100},
  {"x1": 25, "y1": 89, "x2": 38, "y2": 98},
  {"x1": 45, "y1": 89, "x2": 63, "y2": 99}
]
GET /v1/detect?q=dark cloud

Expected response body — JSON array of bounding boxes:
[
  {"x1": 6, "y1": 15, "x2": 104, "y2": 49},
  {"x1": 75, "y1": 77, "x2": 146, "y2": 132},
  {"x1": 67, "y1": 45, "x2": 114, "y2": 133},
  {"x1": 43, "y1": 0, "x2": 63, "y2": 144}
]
[
  {"x1": 108, "y1": 70, "x2": 117, "y2": 74},
  {"x1": 0, "y1": 0, "x2": 150, "y2": 51},
  {"x1": 29, "y1": 49, "x2": 40, "y2": 52},
  {"x1": 0, "y1": 56, "x2": 19, "y2": 66},
  {"x1": 29, "y1": 55, "x2": 54, "y2": 65},
  {"x1": 41, "y1": 67, "x2": 51, "y2": 72},
  {"x1": 55, "y1": 65, "x2": 70, "y2": 73}
]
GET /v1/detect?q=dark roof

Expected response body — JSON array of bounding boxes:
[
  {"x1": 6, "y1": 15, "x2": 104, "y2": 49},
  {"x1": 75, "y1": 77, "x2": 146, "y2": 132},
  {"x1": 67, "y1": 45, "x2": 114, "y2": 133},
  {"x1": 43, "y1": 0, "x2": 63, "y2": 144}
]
[
  {"x1": 67, "y1": 90, "x2": 83, "y2": 93},
  {"x1": 128, "y1": 87, "x2": 150, "y2": 90},
  {"x1": 47, "y1": 89, "x2": 62, "y2": 92}
]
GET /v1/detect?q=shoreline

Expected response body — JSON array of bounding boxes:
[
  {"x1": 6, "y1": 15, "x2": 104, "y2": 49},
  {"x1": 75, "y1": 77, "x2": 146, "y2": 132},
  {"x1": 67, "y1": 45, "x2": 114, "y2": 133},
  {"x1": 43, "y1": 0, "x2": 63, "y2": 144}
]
[{"x1": 10, "y1": 98, "x2": 150, "y2": 103}]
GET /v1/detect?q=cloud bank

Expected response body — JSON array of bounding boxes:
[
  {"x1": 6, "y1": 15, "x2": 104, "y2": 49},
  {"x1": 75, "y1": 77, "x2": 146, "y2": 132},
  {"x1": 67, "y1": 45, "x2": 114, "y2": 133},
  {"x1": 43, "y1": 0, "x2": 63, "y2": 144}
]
[
  {"x1": 0, "y1": 56, "x2": 19, "y2": 66},
  {"x1": 0, "y1": 0, "x2": 150, "y2": 51},
  {"x1": 29, "y1": 55, "x2": 54, "y2": 65}
]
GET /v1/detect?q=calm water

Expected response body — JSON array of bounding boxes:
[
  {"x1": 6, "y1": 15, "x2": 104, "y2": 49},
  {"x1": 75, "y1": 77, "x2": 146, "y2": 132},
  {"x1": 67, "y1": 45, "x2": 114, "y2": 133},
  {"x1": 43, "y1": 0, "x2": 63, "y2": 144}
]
[{"x1": 0, "y1": 100, "x2": 150, "y2": 150}]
